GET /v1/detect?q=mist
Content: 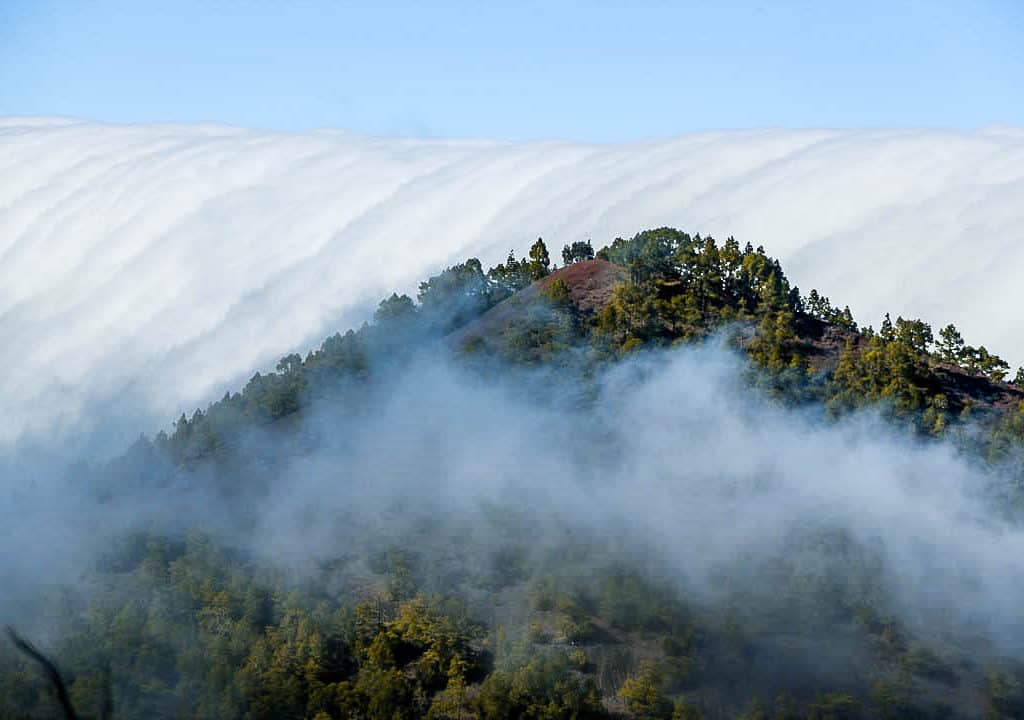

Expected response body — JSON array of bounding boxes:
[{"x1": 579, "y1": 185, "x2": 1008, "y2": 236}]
[
  {"x1": 253, "y1": 345, "x2": 1024, "y2": 653},
  {"x1": 3, "y1": 118, "x2": 1024, "y2": 453},
  {"x1": 4, "y1": 337, "x2": 1023, "y2": 683}
]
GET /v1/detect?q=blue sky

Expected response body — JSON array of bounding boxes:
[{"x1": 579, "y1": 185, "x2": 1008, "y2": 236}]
[{"x1": 1, "y1": 1, "x2": 1022, "y2": 141}]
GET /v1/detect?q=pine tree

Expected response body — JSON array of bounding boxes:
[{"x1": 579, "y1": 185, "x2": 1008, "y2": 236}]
[
  {"x1": 840, "y1": 306, "x2": 857, "y2": 331},
  {"x1": 561, "y1": 239, "x2": 594, "y2": 265},
  {"x1": 527, "y1": 237, "x2": 551, "y2": 280},
  {"x1": 894, "y1": 317, "x2": 933, "y2": 354},
  {"x1": 880, "y1": 313, "x2": 895, "y2": 343},
  {"x1": 937, "y1": 324, "x2": 965, "y2": 364},
  {"x1": 975, "y1": 346, "x2": 1010, "y2": 382}
]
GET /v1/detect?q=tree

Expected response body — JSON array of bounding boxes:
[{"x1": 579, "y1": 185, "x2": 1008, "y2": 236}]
[
  {"x1": 894, "y1": 317, "x2": 933, "y2": 354},
  {"x1": 807, "y1": 289, "x2": 832, "y2": 319},
  {"x1": 543, "y1": 277, "x2": 573, "y2": 309},
  {"x1": 969, "y1": 346, "x2": 1010, "y2": 382},
  {"x1": 839, "y1": 305, "x2": 857, "y2": 331},
  {"x1": 594, "y1": 281, "x2": 661, "y2": 348},
  {"x1": 922, "y1": 393, "x2": 949, "y2": 436},
  {"x1": 672, "y1": 697, "x2": 704, "y2": 720},
  {"x1": 276, "y1": 353, "x2": 303, "y2": 374},
  {"x1": 527, "y1": 237, "x2": 551, "y2": 280},
  {"x1": 1014, "y1": 367, "x2": 1024, "y2": 386},
  {"x1": 418, "y1": 258, "x2": 492, "y2": 332},
  {"x1": 880, "y1": 313, "x2": 895, "y2": 343},
  {"x1": 805, "y1": 290, "x2": 856, "y2": 330},
  {"x1": 374, "y1": 293, "x2": 417, "y2": 326},
  {"x1": 600, "y1": 228, "x2": 686, "y2": 285},
  {"x1": 488, "y1": 250, "x2": 531, "y2": 298},
  {"x1": 562, "y1": 239, "x2": 595, "y2": 265},
  {"x1": 937, "y1": 324, "x2": 964, "y2": 364},
  {"x1": 618, "y1": 664, "x2": 671, "y2": 719},
  {"x1": 748, "y1": 310, "x2": 801, "y2": 371}
]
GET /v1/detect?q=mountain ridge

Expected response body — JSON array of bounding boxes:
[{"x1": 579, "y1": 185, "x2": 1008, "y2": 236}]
[{"x1": 6, "y1": 228, "x2": 1024, "y2": 720}]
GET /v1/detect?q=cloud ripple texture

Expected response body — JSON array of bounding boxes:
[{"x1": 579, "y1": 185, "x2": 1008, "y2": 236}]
[{"x1": 2, "y1": 118, "x2": 1022, "y2": 448}]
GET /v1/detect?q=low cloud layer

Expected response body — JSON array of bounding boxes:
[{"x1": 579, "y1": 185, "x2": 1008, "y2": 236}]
[{"x1": 2, "y1": 118, "x2": 1023, "y2": 449}]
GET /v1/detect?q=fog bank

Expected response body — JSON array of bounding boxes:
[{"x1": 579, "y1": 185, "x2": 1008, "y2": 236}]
[{"x1": 2, "y1": 118, "x2": 1023, "y2": 449}]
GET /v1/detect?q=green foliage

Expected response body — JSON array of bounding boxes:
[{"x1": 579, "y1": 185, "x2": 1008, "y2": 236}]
[
  {"x1": 155, "y1": 239, "x2": 575, "y2": 466},
  {"x1": 936, "y1": 323, "x2": 1010, "y2": 381},
  {"x1": 921, "y1": 393, "x2": 949, "y2": 437},
  {"x1": 527, "y1": 237, "x2": 552, "y2": 280},
  {"x1": 828, "y1": 335, "x2": 926, "y2": 416},
  {"x1": 562, "y1": 239, "x2": 595, "y2": 265},
  {"x1": 747, "y1": 310, "x2": 802, "y2": 371},
  {"x1": 593, "y1": 232, "x2": 801, "y2": 354},
  {"x1": 543, "y1": 278, "x2": 573, "y2": 308},
  {"x1": 983, "y1": 401, "x2": 1024, "y2": 464},
  {"x1": 0, "y1": 535, "x2": 488, "y2": 720},
  {"x1": 806, "y1": 289, "x2": 857, "y2": 331},
  {"x1": 893, "y1": 317, "x2": 933, "y2": 354},
  {"x1": 152, "y1": 226, "x2": 1020, "y2": 475},
  {"x1": 375, "y1": 292, "x2": 419, "y2": 330},
  {"x1": 488, "y1": 237, "x2": 552, "y2": 301},
  {"x1": 503, "y1": 303, "x2": 576, "y2": 364},
  {"x1": 963, "y1": 345, "x2": 1011, "y2": 382},
  {"x1": 473, "y1": 653, "x2": 607, "y2": 719},
  {"x1": 670, "y1": 696, "x2": 704, "y2": 720},
  {"x1": 595, "y1": 281, "x2": 663, "y2": 347},
  {"x1": 936, "y1": 324, "x2": 965, "y2": 364},
  {"x1": 618, "y1": 664, "x2": 671, "y2": 719},
  {"x1": 419, "y1": 258, "x2": 494, "y2": 333}
]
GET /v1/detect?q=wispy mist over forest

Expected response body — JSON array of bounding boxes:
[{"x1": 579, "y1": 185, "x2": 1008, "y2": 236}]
[
  {"x1": 18, "y1": 347, "x2": 1024, "y2": 642},
  {"x1": 3, "y1": 227, "x2": 1024, "y2": 719}
]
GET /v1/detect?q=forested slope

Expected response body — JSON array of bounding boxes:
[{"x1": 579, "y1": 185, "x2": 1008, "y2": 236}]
[{"x1": 4, "y1": 229, "x2": 1024, "y2": 720}]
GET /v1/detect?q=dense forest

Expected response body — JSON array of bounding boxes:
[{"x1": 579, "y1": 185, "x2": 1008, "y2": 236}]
[{"x1": 4, "y1": 228, "x2": 1024, "y2": 720}]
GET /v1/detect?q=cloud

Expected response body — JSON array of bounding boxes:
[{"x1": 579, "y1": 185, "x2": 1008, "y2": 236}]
[{"x1": 1, "y1": 119, "x2": 1022, "y2": 449}]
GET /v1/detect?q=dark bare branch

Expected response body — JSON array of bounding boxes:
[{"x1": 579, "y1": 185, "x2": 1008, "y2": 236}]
[{"x1": 6, "y1": 626, "x2": 81, "y2": 720}]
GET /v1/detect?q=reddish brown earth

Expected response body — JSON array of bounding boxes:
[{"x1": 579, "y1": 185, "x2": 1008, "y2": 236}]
[
  {"x1": 448, "y1": 259, "x2": 626, "y2": 352},
  {"x1": 535, "y1": 259, "x2": 628, "y2": 314}
]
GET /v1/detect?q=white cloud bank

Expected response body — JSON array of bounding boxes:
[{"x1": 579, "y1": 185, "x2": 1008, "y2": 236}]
[{"x1": 1, "y1": 118, "x2": 1022, "y2": 449}]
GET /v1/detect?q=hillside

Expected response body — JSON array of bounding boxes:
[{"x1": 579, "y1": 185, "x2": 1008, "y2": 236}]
[
  {"x1": 4, "y1": 228, "x2": 1024, "y2": 720},
  {"x1": 457, "y1": 250, "x2": 1022, "y2": 422},
  {"x1": 790, "y1": 317, "x2": 1024, "y2": 418},
  {"x1": 449, "y1": 259, "x2": 627, "y2": 353}
]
